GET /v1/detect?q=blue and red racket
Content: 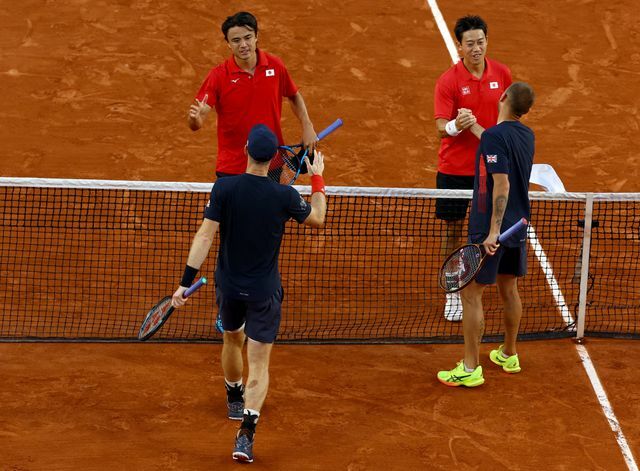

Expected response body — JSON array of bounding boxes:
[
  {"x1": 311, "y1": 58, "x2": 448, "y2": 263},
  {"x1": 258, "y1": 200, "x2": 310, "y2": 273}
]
[
  {"x1": 438, "y1": 218, "x2": 528, "y2": 293},
  {"x1": 268, "y1": 118, "x2": 343, "y2": 185}
]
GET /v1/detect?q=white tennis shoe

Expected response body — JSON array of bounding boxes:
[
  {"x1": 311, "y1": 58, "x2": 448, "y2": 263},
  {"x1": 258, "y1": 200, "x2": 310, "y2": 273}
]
[{"x1": 444, "y1": 292, "x2": 463, "y2": 322}]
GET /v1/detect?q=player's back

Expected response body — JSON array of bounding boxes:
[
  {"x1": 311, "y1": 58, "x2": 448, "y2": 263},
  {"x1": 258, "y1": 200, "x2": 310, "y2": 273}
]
[{"x1": 211, "y1": 173, "x2": 308, "y2": 301}]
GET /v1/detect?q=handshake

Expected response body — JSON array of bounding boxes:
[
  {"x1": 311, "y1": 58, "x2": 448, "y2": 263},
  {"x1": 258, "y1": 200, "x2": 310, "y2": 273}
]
[{"x1": 444, "y1": 107, "x2": 478, "y2": 137}]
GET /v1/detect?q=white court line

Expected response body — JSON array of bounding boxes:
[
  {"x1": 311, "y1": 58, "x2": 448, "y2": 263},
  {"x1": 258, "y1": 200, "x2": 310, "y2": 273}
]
[
  {"x1": 426, "y1": 2, "x2": 639, "y2": 469},
  {"x1": 526, "y1": 226, "x2": 575, "y2": 328}
]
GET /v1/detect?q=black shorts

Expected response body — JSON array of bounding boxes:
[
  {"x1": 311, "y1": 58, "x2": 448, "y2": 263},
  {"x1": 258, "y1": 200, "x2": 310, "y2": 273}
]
[
  {"x1": 216, "y1": 286, "x2": 284, "y2": 343},
  {"x1": 475, "y1": 244, "x2": 528, "y2": 285},
  {"x1": 435, "y1": 172, "x2": 474, "y2": 221}
]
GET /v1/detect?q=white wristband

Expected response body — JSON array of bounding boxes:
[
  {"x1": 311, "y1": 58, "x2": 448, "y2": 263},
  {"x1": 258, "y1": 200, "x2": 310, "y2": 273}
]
[{"x1": 445, "y1": 119, "x2": 460, "y2": 137}]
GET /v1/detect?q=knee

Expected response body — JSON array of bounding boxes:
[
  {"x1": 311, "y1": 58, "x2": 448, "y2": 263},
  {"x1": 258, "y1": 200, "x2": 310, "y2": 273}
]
[
  {"x1": 224, "y1": 330, "x2": 246, "y2": 348},
  {"x1": 499, "y1": 286, "x2": 520, "y2": 306},
  {"x1": 461, "y1": 286, "x2": 483, "y2": 308}
]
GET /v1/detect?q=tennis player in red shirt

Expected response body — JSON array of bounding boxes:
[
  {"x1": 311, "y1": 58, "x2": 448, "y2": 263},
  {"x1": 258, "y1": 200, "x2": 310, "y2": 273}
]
[
  {"x1": 188, "y1": 11, "x2": 317, "y2": 177},
  {"x1": 433, "y1": 15, "x2": 512, "y2": 322}
]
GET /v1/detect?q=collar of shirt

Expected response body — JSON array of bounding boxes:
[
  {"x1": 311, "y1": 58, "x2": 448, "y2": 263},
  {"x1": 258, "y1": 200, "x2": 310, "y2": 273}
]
[
  {"x1": 226, "y1": 49, "x2": 270, "y2": 76},
  {"x1": 456, "y1": 57, "x2": 493, "y2": 83}
]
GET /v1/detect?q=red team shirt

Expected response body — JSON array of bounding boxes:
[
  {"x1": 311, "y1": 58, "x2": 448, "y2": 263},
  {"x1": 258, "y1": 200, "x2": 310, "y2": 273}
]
[
  {"x1": 434, "y1": 58, "x2": 512, "y2": 176},
  {"x1": 196, "y1": 49, "x2": 299, "y2": 175}
]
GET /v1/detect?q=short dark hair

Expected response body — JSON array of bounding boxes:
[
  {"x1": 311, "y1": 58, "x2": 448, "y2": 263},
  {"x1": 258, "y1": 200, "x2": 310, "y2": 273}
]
[
  {"x1": 506, "y1": 82, "x2": 535, "y2": 118},
  {"x1": 454, "y1": 15, "x2": 488, "y2": 43},
  {"x1": 221, "y1": 12, "x2": 258, "y2": 40}
]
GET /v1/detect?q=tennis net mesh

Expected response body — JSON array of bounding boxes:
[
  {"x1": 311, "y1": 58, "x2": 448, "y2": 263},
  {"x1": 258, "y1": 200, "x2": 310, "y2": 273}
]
[{"x1": 1, "y1": 177, "x2": 639, "y2": 343}]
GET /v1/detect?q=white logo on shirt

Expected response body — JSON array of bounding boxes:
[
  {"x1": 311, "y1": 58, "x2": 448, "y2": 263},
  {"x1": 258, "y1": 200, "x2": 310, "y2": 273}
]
[
  {"x1": 231, "y1": 78, "x2": 240, "y2": 83},
  {"x1": 461, "y1": 86, "x2": 471, "y2": 95},
  {"x1": 489, "y1": 81, "x2": 499, "y2": 89},
  {"x1": 266, "y1": 69, "x2": 275, "y2": 77}
]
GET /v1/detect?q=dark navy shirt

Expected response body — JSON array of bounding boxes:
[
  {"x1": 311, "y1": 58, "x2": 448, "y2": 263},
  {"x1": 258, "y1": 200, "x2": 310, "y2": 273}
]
[
  {"x1": 469, "y1": 120, "x2": 535, "y2": 247},
  {"x1": 205, "y1": 174, "x2": 312, "y2": 301}
]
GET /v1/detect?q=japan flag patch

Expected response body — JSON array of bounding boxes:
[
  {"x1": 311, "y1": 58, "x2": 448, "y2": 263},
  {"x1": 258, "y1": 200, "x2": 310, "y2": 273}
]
[
  {"x1": 489, "y1": 81, "x2": 499, "y2": 89},
  {"x1": 266, "y1": 69, "x2": 275, "y2": 77},
  {"x1": 486, "y1": 154, "x2": 498, "y2": 163}
]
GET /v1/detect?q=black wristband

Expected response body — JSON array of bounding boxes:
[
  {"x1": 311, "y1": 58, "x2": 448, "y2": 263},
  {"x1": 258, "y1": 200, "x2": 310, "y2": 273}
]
[{"x1": 180, "y1": 265, "x2": 199, "y2": 287}]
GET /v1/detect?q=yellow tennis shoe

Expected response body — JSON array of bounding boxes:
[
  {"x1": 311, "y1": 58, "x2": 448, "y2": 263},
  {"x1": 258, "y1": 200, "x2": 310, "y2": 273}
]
[
  {"x1": 489, "y1": 345, "x2": 521, "y2": 373},
  {"x1": 437, "y1": 361, "x2": 484, "y2": 387}
]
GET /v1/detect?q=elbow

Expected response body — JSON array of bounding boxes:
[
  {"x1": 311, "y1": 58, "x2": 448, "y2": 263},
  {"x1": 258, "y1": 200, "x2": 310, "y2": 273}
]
[{"x1": 305, "y1": 214, "x2": 326, "y2": 228}]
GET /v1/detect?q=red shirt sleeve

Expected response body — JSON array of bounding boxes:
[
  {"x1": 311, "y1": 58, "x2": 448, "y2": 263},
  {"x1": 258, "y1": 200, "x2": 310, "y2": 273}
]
[
  {"x1": 279, "y1": 63, "x2": 298, "y2": 98},
  {"x1": 434, "y1": 75, "x2": 456, "y2": 120},
  {"x1": 195, "y1": 68, "x2": 219, "y2": 107},
  {"x1": 504, "y1": 66, "x2": 513, "y2": 88}
]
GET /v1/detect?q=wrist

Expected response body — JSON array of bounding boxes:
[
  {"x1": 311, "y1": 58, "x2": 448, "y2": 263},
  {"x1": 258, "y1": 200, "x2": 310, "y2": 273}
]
[
  {"x1": 311, "y1": 174, "x2": 325, "y2": 194},
  {"x1": 445, "y1": 119, "x2": 460, "y2": 137},
  {"x1": 180, "y1": 264, "x2": 199, "y2": 287}
]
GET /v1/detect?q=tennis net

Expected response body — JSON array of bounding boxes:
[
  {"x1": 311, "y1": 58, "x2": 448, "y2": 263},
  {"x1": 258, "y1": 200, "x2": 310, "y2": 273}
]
[{"x1": 1, "y1": 177, "x2": 639, "y2": 343}]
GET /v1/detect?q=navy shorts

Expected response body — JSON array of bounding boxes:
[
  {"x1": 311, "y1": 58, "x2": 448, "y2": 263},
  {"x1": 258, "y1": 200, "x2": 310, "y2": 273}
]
[
  {"x1": 435, "y1": 172, "x2": 474, "y2": 221},
  {"x1": 475, "y1": 244, "x2": 528, "y2": 285},
  {"x1": 216, "y1": 286, "x2": 284, "y2": 343}
]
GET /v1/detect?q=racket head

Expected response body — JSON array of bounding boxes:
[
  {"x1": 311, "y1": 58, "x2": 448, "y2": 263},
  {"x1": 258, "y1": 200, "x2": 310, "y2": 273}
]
[
  {"x1": 267, "y1": 146, "x2": 307, "y2": 185},
  {"x1": 138, "y1": 296, "x2": 175, "y2": 341},
  {"x1": 438, "y1": 244, "x2": 485, "y2": 293}
]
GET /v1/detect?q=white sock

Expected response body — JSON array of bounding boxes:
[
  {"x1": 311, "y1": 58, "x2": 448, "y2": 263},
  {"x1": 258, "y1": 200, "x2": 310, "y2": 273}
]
[
  {"x1": 463, "y1": 362, "x2": 476, "y2": 373},
  {"x1": 225, "y1": 379, "x2": 243, "y2": 388}
]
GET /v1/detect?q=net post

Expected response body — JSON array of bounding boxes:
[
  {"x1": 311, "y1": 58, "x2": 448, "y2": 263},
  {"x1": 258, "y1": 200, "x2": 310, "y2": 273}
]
[{"x1": 576, "y1": 195, "x2": 594, "y2": 340}]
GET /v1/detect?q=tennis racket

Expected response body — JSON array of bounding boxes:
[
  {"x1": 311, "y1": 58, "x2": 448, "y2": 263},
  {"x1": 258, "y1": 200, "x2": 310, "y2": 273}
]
[
  {"x1": 138, "y1": 277, "x2": 208, "y2": 341},
  {"x1": 268, "y1": 118, "x2": 343, "y2": 185},
  {"x1": 438, "y1": 218, "x2": 528, "y2": 293}
]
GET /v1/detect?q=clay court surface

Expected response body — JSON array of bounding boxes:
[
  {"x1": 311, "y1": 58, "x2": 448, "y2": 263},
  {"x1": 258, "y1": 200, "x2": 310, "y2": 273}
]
[{"x1": 1, "y1": 0, "x2": 639, "y2": 469}]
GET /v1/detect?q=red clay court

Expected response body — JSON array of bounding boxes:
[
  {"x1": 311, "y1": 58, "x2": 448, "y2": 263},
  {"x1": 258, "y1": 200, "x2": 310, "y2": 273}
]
[{"x1": 1, "y1": 0, "x2": 639, "y2": 469}]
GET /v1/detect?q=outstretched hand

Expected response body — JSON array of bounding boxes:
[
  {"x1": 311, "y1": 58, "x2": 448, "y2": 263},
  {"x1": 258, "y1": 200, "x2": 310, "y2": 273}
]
[
  {"x1": 188, "y1": 94, "x2": 209, "y2": 124},
  {"x1": 307, "y1": 150, "x2": 324, "y2": 176}
]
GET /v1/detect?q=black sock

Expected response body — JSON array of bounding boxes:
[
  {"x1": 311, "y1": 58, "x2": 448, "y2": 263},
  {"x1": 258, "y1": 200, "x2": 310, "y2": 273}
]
[
  {"x1": 225, "y1": 382, "x2": 244, "y2": 403},
  {"x1": 239, "y1": 410, "x2": 259, "y2": 440}
]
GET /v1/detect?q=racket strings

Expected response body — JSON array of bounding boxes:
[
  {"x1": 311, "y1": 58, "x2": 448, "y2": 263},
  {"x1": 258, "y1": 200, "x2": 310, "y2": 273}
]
[
  {"x1": 268, "y1": 148, "x2": 298, "y2": 185},
  {"x1": 141, "y1": 298, "x2": 172, "y2": 335},
  {"x1": 440, "y1": 246, "x2": 483, "y2": 291}
]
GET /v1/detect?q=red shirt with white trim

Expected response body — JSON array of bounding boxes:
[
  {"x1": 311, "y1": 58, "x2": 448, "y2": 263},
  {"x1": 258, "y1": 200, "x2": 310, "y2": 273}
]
[
  {"x1": 434, "y1": 58, "x2": 512, "y2": 176},
  {"x1": 195, "y1": 49, "x2": 299, "y2": 175}
]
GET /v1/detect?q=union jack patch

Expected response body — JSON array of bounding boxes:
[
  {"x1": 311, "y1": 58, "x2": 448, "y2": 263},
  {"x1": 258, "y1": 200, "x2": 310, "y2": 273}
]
[{"x1": 486, "y1": 154, "x2": 498, "y2": 163}]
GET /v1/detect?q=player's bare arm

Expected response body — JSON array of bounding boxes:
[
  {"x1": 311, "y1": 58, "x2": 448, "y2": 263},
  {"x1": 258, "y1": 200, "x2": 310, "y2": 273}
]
[
  {"x1": 287, "y1": 92, "x2": 317, "y2": 151},
  {"x1": 303, "y1": 150, "x2": 326, "y2": 228},
  {"x1": 172, "y1": 218, "x2": 219, "y2": 307},
  {"x1": 484, "y1": 173, "x2": 509, "y2": 255},
  {"x1": 188, "y1": 94, "x2": 211, "y2": 131}
]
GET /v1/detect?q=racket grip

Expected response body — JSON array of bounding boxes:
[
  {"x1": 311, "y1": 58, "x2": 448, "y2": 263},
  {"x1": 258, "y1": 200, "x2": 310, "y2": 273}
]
[
  {"x1": 317, "y1": 118, "x2": 343, "y2": 141},
  {"x1": 498, "y1": 218, "x2": 528, "y2": 243},
  {"x1": 184, "y1": 276, "x2": 207, "y2": 298}
]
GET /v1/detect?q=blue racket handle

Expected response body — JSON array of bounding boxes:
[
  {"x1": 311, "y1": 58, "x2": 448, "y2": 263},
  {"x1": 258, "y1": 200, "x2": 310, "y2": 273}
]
[
  {"x1": 317, "y1": 118, "x2": 343, "y2": 141},
  {"x1": 498, "y1": 218, "x2": 528, "y2": 243},
  {"x1": 184, "y1": 276, "x2": 207, "y2": 298}
]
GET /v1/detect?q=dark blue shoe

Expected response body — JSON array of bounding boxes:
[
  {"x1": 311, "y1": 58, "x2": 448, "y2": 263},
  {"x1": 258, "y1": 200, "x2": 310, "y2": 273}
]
[
  {"x1": 232, "y1": 432, "x2": 254, "y2": 463},
  {"x1": 225, "y1": 384, "x2": 244, "y2": 420},
  {"x1": 227, "y1": 399, "x2": 244, "y2": 420}
]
